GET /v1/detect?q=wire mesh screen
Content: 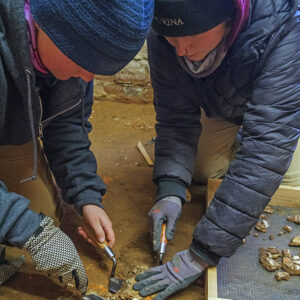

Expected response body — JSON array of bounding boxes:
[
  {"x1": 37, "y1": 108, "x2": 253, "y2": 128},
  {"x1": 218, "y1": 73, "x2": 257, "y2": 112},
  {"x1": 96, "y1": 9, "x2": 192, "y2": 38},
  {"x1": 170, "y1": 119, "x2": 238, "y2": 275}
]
[{"x1": 217, "y1": 206, "x2": 300, "y2": 300}]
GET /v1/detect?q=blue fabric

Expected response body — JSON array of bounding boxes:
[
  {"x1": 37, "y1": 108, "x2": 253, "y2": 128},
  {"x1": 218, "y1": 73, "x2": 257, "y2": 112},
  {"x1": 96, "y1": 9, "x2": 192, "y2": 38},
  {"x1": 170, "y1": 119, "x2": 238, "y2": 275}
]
[
  {"x1": 0, "y1": 0, "x2": 106, "y2": 247},
  {"x1": 30, "y1": 0, "x2": 154, "y2": 75},
  {"x1": 148, "y1": 0, "x2": 300, "y2": 263},
  {"x1": 156, "y1": 180, "x2": 186, "y2": 204}
]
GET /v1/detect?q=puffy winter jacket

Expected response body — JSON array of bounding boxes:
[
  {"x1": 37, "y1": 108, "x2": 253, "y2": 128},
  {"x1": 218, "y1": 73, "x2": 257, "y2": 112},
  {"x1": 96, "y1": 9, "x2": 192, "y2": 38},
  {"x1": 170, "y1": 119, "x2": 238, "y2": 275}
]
[
  {"x1": 148, "y1": 0, "x2": 300, "y2": 265},
  {"x1": 0, "y1": 0, "x2": 106, "y2": 247}
]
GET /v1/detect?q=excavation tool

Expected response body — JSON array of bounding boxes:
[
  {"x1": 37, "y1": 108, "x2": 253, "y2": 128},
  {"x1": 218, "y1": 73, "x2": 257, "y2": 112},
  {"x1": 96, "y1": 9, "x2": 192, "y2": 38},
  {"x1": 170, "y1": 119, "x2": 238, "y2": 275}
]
[
  {"x1": 82, "y1": 222, "x2": 125, "y2": 293},
  {"x1": 158, "y1": 223, "x2": 168, "y2": 265},
  {"x1": 82, "y1": 294, "x2": 107, "y2": 300}
]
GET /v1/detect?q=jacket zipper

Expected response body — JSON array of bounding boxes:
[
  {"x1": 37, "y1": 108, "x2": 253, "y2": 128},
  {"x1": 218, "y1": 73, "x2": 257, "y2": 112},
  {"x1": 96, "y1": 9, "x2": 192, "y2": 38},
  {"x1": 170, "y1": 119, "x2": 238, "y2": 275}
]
[
  {"x1": 40, "y1": 99, "x2": 82, "y2": 129},
  {"x1": 38, "y1": 97, "x2": 43, "y2": 138}
]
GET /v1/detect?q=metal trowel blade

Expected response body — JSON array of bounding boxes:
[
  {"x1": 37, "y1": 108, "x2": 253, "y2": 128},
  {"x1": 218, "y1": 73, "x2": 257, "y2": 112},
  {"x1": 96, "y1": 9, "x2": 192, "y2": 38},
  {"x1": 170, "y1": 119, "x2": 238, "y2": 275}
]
[
  {"x1": 82, "y1": 294, "x2": 107, "y2": 300},
  {"x1": 109, "y1": 277, "x2": 126, "y2": 293}
]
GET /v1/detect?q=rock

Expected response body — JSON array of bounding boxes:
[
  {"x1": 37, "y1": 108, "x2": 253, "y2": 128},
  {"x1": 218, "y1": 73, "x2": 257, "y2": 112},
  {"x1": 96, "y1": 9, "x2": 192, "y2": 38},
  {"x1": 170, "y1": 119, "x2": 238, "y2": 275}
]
[
  {"x1": 264, "y1": 206, "x2": 274, "y2": 214},
  {"x1": 282, "y1": 225, "x2": 292, "y2": 233},
  {"x1": 260, "y1": 214, "x2": 266, "y2": 219},
  {"x1": 256, "y1": 220, "x2": 269, "y2": 232},
  {"x1": 253, "y1": 233, "x2": 259, "y2": 237},
  {"x1": 259, "y1": 247, "x2": 281, "y2": 271},
  {"x1": 287, "y1": 215, "x2": 300, "y2": 224},
  {"x1": 289, "y1": 236, "x2": 300, "y2": 246},
  {"x1": 269, "y1": 234, "x2": 275, "y2": 240},
  {"x1": 278, "y1": 231, "x2": 284, "y2": 236},
  {"x1": 267, "y1": 246, "x2": 280, "y2": 254},
  {"x1": 282, "y1": 249, "x2": 292, "y2": 257},
  {"x1": 275, "y1": 272, "x2": 290, "y2": 281}
]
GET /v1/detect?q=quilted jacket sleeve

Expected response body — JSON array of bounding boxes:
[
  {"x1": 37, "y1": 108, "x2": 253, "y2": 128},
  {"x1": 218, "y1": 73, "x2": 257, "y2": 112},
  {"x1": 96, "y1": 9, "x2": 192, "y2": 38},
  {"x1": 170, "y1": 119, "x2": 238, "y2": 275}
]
[
  {"x1": 191, "y1": 13, "x2": 300, "y2": 264},
  {"x1": 148, "y1": 30, "x2": 202, "y2": 199},
  {"x1": 42, "y1": 81, "x2": 106, "y2": 214}
]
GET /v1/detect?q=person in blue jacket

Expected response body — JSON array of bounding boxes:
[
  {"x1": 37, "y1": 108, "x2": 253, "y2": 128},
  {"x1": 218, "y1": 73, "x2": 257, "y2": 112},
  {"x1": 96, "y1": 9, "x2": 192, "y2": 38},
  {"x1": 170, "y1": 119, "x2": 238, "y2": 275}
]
[
  {"x1": 0, "y1": 0, "x2": 153, "y2": 294},
  {"x1": 133, "y1": 0, "x2": 300, "y2": 299}
]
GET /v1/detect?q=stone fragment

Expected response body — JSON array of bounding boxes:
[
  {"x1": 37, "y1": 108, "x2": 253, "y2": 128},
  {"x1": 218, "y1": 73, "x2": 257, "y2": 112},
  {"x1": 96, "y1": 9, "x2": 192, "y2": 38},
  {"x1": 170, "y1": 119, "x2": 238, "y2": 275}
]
[
  {"x1": 289, "y1": 236, "x2": 300, "y2": 246},
  {"x1": 282, "y1": 249, "x2": 291, "y2": 257},
  {"x1": 259, "y1": 247, "x2": 281, "y2": 272},
  {"x1": 271, "y1": 253, "x2": 280, "y2": 259},
  {"x1": 269, "y1": 234, "x2": 274, "y2": 240},
  {"x1": 256, "y1": 220, "x2": 269, "y2": 232},
  {"x1": 278, "y1": 231, "x2": 284, "y2": 236},
  {"x1": 287, "y1": 215, "x2": 300, "y2": 225},
  {"x1": 283, "y1": 225, "x2": 292, "y2": 232},
  {"x1": 275, "y1": 272, "x2": 290, "y2": 281},
  {"x1": 260, "y1": 214, "x2": 266, "y2": 219},
  {"x1": 253, "y1": 233, "x2": 259, "y2": 237},
  {"x1": 264, "y1": 206, "x2": 274, "y2": 214},
  {"x1": 267, "y1": 246, "x2": 280, "y2": 254}
]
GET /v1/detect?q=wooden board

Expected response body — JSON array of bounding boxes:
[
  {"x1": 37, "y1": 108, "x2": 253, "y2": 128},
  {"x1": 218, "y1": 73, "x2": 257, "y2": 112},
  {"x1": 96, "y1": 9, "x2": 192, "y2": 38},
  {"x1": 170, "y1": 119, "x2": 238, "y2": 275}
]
[
  {"x1": 205, "y1": 178, "x2": 300, "y2": 300},
  {"x1": 137, "y1": 141, "x2": 154, "y2": 166}
]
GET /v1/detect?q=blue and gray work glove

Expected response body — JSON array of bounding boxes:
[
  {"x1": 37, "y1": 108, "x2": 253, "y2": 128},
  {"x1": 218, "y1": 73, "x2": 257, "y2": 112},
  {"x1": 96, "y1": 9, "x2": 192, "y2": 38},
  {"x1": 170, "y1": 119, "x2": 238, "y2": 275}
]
[
  {"x1": 148, "y1": 196, "x2": 182, "y2": 251},
  {"x1": 133, "y1": 249, "x2": 208, "y2": 299},
  {"x1": 23, "y1": 216, "x2": 88, "y2": 294},
  {"x1": 0, "y1": 246, "x2": 25, "y2": 285}
]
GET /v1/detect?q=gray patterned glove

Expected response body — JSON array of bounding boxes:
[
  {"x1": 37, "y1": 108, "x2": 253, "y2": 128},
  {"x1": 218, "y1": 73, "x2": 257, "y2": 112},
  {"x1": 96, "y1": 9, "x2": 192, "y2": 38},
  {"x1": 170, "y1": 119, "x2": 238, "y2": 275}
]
[
  {"x1": 23, "y1": 216, "x2": 87, "y2": 294},
  {"x1": 148, "y1": 196, "x2": 182, "y2": 251},
  {"x1": 0, "y1": 246, "x2": 25, "y2": 285},
  {"x1": 133, "y1": 250, "x2": 207, "y2": 300}
]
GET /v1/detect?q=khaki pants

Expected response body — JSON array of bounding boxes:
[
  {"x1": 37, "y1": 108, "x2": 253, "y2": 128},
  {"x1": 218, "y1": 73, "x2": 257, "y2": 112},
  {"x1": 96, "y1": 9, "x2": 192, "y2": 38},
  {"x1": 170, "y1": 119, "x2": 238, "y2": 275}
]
[
  {"x1": 193, "y1": 110, "x2": 300, "y2": 187},
  {"x1": 0, "y1": 141, "x2": 61, "y2": 225}
]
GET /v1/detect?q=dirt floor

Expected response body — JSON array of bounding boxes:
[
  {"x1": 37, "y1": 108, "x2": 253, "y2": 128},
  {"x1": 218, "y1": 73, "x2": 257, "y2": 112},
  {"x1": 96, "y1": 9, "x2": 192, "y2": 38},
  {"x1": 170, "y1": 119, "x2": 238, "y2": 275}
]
[{"x1": 1, "y1": 100, "x2": 206, "y2": 300}]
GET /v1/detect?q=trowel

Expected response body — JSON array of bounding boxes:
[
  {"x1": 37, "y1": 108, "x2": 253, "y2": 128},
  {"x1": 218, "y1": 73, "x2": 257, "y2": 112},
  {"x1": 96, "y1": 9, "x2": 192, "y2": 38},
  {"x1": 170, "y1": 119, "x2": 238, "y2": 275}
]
[
  {"x1": 158, "y1": 223, "x2": 168, "y2": 265},
  {"x1": 82, "y1": 294, "x2": 107, "y2": 300},
  {"x1": 82, "y1": 222, "x2": 125, "y2": 293}
]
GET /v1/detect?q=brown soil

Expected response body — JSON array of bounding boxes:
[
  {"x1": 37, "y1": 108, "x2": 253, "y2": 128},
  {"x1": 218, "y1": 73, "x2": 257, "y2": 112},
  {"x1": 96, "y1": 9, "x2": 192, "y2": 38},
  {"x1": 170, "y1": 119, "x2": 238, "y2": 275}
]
[{"x1": 1, "y1": 100, "x2": 205, "y2": 300}]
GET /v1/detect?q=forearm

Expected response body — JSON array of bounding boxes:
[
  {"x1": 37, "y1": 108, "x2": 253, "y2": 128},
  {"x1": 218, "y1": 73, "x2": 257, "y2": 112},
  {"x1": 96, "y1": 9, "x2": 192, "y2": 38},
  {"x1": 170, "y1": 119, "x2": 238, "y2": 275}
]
[
  {"x1": 42, "y1": 83, "x2": 106, "y2": 214},
  {"x1": 0, "y1": 181, "x2": 40, "y2": 247}
]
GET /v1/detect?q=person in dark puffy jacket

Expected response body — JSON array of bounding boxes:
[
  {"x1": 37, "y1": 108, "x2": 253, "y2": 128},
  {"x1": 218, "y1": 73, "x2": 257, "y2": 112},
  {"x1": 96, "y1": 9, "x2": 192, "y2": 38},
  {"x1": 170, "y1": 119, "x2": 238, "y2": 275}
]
[
  {"x1": 133, "y1": 0, "x2": 300, "y2": 299},
  {"x1": 0, "y1": 0, "x2": 153, "y2": 294}
]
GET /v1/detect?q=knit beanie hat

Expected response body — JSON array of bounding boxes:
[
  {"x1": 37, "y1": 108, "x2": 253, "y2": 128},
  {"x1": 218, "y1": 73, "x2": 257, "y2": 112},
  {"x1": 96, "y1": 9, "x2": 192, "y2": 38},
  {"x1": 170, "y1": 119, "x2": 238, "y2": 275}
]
[
  {"x1": 152, "y1": 0, "x2": 234, "y2": 37},
  {"x1": 30, "y1": 0, "x2": 154, "y2": 75}
]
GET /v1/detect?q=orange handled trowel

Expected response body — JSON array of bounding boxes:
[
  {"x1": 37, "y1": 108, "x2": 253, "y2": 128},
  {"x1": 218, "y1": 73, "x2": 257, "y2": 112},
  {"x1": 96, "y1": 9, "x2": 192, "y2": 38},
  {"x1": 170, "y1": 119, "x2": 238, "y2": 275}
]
[
  {"x1": 158, "y1": 223, "x2": 168, "y2": 265},
  {"x1": 82, "y1": 222, "x2": 125, "y2": 294}
]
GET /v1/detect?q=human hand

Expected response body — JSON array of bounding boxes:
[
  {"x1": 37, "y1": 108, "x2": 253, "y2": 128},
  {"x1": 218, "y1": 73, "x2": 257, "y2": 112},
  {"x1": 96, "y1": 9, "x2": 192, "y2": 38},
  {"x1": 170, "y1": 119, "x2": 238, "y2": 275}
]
[
  {"x1": 23, "y1": 216, "x2": 87, "y2": 294},
  {"x1": 78, "y1": 205, "x2": 115, "y2": 247},
  {"x1": 133, "y1": 250, "x2": 207, "y2": 300},
  {"x1": 148, "y1": 196, "x2": 182, "y2": 251}
]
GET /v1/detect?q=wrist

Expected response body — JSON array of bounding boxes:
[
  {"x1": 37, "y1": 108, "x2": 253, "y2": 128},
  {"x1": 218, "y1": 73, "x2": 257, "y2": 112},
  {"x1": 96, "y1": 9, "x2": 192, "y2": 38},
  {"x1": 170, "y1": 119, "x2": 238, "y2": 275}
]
[
  {"x1": 158, "y1": 195, "x2": 182, "y2": 206},
  {"x1": 156, "y1": 180, "x2": 187, "y2": 204},
  {"x1": 188, "y1": 250, "x2": 210, "y2": 268}
]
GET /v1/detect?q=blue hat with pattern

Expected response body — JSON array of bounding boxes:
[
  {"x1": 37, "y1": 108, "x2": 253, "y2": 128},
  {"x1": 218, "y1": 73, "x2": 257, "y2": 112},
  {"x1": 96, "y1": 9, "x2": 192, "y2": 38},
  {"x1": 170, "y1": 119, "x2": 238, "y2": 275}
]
[{"x1": 30, "y1": 0, "x2": 154, "y2": 75}]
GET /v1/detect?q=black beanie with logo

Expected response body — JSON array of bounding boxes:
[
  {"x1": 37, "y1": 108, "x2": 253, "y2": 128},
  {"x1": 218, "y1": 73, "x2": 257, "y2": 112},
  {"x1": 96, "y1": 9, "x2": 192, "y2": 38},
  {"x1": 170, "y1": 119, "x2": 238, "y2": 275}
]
[{"x1": 152, "y1": 0, "x2": 235, "y2": 37}]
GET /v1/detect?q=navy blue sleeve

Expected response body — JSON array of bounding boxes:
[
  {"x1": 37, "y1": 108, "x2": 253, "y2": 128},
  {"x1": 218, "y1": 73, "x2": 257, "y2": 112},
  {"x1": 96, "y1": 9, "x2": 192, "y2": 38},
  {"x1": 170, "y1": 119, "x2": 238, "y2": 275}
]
[
  {"x1": 148, "y1": 30, "x2": 202, "y2": 188},
  {"x1": 42, "y1": 81, "x2": 106, "y2": 214},
  {"x1": 0, "y1": 181, "x2": 41, "y2": 248},
  {"x1": 192, "y1": 15, "x2": 300, "y2": 261}
]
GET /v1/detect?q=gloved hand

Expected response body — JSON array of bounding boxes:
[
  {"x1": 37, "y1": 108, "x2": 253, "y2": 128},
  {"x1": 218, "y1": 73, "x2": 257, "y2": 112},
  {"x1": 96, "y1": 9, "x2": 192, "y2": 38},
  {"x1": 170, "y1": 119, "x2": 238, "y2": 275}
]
[
  {"x1": 148, "y1": 196, "x2": 182, "y2": 251},
  {"x1": 23, "y1": 216, "x2": 88, "y2": 294},
  {"x1": 0, "y1": 246, "x2": 25, "y2": 285},
  {"x1": 133, "y1": 250, "x2": 208, "y2": 300}
]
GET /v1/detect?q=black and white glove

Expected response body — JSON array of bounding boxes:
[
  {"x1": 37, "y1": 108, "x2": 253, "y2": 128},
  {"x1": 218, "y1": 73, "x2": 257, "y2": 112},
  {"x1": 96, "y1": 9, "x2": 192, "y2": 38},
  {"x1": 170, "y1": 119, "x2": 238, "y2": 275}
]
[
  {"x1": 0, "y1": 246, "x2": 25, "y2": 285},
  {"x1": 23, "y1": 216, "x2": 88, "y2": 294}
]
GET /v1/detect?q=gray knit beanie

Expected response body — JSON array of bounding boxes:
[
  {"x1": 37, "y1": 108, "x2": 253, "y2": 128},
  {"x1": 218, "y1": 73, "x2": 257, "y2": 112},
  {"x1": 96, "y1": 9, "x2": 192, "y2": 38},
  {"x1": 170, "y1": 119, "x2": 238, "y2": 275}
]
[
  {"x1": 30, "y1": 0, "x2": 154, "y2": 75},
  {"x1": 152, "y1": 0, "x2": 234, "y2": 37}
]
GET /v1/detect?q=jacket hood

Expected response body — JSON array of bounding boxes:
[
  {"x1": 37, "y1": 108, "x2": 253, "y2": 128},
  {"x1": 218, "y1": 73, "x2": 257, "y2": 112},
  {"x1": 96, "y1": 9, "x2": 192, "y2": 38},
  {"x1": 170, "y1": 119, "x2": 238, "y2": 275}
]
[{"x1": 229, "y1": 0, "x2": 299, "y2": 64}]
